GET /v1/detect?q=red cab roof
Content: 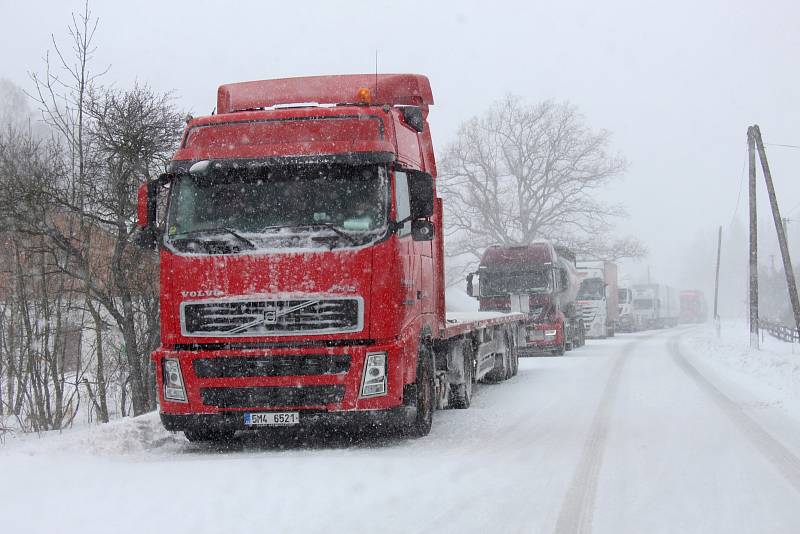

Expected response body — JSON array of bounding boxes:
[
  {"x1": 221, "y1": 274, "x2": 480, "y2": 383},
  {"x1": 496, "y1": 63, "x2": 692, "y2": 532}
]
[{"x1": 217, "y1": 74, "x2": 434, "y2": 114}]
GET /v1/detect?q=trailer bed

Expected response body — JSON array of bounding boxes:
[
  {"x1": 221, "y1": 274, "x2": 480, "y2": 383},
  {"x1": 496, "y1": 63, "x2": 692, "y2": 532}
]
[{"x1": 442, "y1": 311, "x2": 527, "y2": 339}]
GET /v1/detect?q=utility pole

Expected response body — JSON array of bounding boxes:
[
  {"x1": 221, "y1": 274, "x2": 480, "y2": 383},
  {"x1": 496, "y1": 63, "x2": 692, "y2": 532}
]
[
  {"x1": 748, "y1": 126, "x2": 759, "y2": 349},
  {"x1": 753, "y1": 125, "x2": 800, "y2": 334},
  {"x1": 714, "y1": 225, "x2": 722, "y2": 337}
]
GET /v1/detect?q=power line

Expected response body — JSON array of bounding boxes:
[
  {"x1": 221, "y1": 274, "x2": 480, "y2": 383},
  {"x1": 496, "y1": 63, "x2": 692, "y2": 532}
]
[
  {"x1": 730, "y1": 143, "x2": 748, "y2": 227},
  {"x1": 764, "y1": 142, "x2": 800, "y2": 150}
]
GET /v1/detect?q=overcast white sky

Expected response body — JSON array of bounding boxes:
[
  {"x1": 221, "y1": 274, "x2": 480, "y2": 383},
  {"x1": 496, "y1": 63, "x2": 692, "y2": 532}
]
[{"x1": 3, "y1": 0, "x2": 800, "y2": 297}]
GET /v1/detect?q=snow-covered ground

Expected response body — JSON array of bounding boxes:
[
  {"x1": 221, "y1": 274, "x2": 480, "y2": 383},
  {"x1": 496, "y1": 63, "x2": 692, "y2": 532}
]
[{"x1": 3, "y1": 325, "x2": 800, "y2": 533}]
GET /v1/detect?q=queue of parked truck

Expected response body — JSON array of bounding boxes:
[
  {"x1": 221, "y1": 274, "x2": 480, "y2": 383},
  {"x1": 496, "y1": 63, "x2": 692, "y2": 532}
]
[{"x1": 135, "y1": 72, "x2": 709, "y2": 442}]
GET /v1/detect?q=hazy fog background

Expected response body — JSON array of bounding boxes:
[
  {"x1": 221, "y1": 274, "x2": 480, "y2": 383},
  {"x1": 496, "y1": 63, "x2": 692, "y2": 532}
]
[{"x1": 2, "y1": 0, "x2": 799, "y2": 317}]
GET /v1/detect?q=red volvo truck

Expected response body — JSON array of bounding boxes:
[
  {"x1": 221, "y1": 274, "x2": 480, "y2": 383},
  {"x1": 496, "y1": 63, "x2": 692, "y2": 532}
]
[
  {"x1": 468, "y1": 242, "x2": 585, "y2": 355},
  {"x1": 136, "y1": 74, "x2": 525, "y2": 441}
]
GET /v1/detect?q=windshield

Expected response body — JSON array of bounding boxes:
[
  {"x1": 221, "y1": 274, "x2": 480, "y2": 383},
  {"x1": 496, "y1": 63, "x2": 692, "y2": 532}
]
[
  {"x1": 577, "y1": 278, "x2": 605, "y2": 300},
  {"x1": 165, "y1": 163, "x2": 389, "y2": 252},
  {"x1": 618, "y1": 288, "x2": 631, "y2": 303},
  {"x1": 480, "y1": 269, "x2": 551, "y2": 296}
]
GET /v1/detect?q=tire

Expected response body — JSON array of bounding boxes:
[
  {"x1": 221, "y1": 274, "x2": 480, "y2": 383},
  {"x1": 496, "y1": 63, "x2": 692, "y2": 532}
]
[
  {"x1": 406, "y1": 342, "x2": 435, "y2": 438},
  {"x1": 449, "y1": 340, "x2": 474, "y2": 409},
  {"x1": 483, "y1": 332, "x2": 511, "y2": 382},
  {"x1": 184, "y1": 427, "x2": 236, "y2": 443},
  {"x1": 504, "y1": 332, "x2": 517, "y2": 380},
  {"x1": 510, "y1": 334, "x2": 519, "y2": 377},
  {"x1": 576, "y1": 323, "x2": 585, "y2": 347}
]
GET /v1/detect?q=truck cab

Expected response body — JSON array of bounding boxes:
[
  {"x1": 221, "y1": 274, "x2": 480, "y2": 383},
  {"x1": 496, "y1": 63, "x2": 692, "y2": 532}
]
[
  {"x1": 138, "y1": 74, "x2": 447, "y2": 438},
  {"x1": 469, "y1": 242, "x2": 584, "y2": 355},
  {"x1": 576, "y1": 261, "x2": 618, "y2": 339},
  {"x1": 617, "y1": 286, "x2": 639, "y2": 332}
]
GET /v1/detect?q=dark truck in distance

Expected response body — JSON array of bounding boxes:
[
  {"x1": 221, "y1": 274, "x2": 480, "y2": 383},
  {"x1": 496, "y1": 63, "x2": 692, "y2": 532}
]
[{"x1": 468, "y1": 242, "x2": 585, "y2": 355}]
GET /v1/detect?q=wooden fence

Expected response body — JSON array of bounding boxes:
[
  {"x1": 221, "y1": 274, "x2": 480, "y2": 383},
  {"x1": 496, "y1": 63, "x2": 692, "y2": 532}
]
[{"x1": 758, "y1": 319, "x2": 800, "y2": 343}]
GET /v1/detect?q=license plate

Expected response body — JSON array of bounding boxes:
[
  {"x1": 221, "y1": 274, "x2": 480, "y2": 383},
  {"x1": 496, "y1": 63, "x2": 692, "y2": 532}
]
[
  {"x1": 530, "y1": 331, "x2": 545, "y2": 341},
  {"x1": 244, "y1": 412, "x2": 300, "y2": 426}
]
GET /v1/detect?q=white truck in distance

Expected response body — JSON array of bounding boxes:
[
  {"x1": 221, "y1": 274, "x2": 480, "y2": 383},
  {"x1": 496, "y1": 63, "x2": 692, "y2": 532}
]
[
  {"x1": 631, "y1": 283, "x2": 680, "y2": 329},
  {"x1": 576, "y1": 261, "x2": 618, "y2": 338},
  {"x1": 617, "y1": 286, "x2": 640, "y2": 332}
]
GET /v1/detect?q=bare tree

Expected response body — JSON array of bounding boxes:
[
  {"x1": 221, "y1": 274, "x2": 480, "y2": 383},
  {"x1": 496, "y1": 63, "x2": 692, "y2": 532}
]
[
  {"x1": 440, "y1": 96, "x2": 643, "y2": 283},
  {"x1": 0, "y1": 4, "x2": 182, "y2": 419}
]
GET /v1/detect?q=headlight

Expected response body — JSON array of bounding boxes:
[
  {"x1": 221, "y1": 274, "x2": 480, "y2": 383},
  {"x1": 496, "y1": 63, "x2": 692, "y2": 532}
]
[
  {"x1": 544, "y1": 329, "x2": 557, "y2": 337},
  {"x1": 360, "y1": 352, "x2": 387, "y2": 397},
  {"x1": 163, "y1": 358, "x2": 187, "y2": 403}
]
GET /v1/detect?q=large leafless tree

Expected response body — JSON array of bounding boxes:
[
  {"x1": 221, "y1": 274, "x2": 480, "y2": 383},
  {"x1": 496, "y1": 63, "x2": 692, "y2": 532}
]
[
  {"x1": 440, "y1": 96, "x2": 644, "y2": 283},
  {"x1": 0, "y1": 4, "x2": 182, "y2": 420}
]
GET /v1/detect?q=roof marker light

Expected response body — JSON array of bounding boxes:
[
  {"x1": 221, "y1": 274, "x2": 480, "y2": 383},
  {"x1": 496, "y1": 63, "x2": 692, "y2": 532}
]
[{"x1": 356, "y1": 87, "x2": 372, "y2": 105}]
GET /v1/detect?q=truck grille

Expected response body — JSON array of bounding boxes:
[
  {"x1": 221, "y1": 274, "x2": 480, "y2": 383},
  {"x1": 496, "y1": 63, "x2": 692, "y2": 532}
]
[
  {"x1": 181, "y1": 298, "x2": 362, "y2": 337},
  {"x1": 193, "y1": 354, "x2": 351, "y2": 378},
  {"x1": 201, "y1": 385, "x2": 345, "y2": 408}
]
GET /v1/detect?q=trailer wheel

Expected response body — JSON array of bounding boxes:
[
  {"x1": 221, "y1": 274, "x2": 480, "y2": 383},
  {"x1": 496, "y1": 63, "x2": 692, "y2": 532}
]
[
  {"x1": 510, "y1": 333, "x2": 519, "y2": 377},
  {"x1": 483, "y1": 333, "x2": 511, "y2": 382},
  {"x1": 406, "y1": 342, "x2": 435, "y2": 438},
  {"x1": 449, "y1": 339, "x2": 474, "y2": 409},
  {"x1": 504, "y1": 331, "x2": 517, "y2": 379}
]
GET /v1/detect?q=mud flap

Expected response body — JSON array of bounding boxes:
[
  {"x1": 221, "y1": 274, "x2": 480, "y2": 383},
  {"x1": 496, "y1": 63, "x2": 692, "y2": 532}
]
[{"x1": 435, "y1": 370, "x2": 449, "y2": 409}]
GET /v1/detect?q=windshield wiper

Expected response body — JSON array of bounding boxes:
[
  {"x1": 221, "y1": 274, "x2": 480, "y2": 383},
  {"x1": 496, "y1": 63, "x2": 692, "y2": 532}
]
[
  {"x1": 307, "y1": 224, "x2": 361, "y2": 246},
  {"x1": 173, "y1": 227, "x2": 256, "y2": 250},
  {"x1": 272, "y1": 223, "x2": 362, "y2": 246}
]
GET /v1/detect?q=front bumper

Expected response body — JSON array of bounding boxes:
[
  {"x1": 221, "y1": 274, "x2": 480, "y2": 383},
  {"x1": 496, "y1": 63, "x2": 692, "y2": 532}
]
[
  {"x1": 160, "y1": 406, "x2": 414, "y2": 432},
  {"x1": 617, "y1": 314, "x2": 636, "y2": 332},
  {"x1": 584, "y1": 317, "x2": 606, "y2": 337},
  {"x1": 521, "y1": 323, "x2": 563, "y2": 352},
  {"x1": 154, "y1": 340, "x2": 408, "y2": 417}
]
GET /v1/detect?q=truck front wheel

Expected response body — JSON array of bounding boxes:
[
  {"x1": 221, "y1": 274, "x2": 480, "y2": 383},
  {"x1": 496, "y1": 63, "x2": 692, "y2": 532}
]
[{"x1": 406, "y1": 343, "x2": 435, "y2": 438}]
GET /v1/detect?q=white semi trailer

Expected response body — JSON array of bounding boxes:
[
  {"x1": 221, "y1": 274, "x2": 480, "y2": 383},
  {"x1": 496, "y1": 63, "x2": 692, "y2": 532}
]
[{"x1": 631, "y1": 284, "x2": 680, "y2": 329}]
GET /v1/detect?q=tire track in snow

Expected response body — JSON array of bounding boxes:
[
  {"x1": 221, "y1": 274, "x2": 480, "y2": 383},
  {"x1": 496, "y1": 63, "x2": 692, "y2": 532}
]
[
  {"x1": 669, "y1": 336, "x2": 800, "y2": 495},
  {"x1": 553, "y1": 338, "x2": 643, "y2": 534}
]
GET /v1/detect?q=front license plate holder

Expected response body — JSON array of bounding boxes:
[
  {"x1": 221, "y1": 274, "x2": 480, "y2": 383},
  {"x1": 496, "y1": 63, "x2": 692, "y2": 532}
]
[{"x1": 244, "y1": 412, "x2": 300, "y2": 426}]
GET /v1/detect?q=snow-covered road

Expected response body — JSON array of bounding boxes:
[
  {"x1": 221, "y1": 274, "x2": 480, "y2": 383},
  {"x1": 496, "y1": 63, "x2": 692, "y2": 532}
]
[{"x1": 3, "y1": 327, "x2": 800, "y2": 534}]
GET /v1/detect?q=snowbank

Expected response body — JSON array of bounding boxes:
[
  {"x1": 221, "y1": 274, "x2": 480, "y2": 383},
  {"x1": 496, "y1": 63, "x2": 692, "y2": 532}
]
[
  {"x1": 680, "y1": 320, "x2": 800, "y2": 415},
  {"x1": 1, "y1": 411, "x2": 184, "y2": 457}
]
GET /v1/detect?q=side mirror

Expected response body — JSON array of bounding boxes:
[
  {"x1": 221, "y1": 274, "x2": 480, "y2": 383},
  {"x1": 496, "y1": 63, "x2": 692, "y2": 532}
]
[
  {"x1": 466, "y1": 273, "x2": 474, "y2": 297},
  {"x1": 400, "y1": 106, "x2": 425, "y2": 133},
  {"x1": 135, "y1": 180, "x2": 160, "y2": 249},
  {"x1": 411, "y1": 219, "x2": 434, "y2": 241},
  {"x1": 408, "y1": 172, "x2": 434, "y2": 219}
]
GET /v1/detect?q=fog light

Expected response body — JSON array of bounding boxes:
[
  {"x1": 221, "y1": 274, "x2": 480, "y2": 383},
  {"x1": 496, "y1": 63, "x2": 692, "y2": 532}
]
[
  {"x1": 163, "y1": 358, "x2": 187, "y2": 403},
  {"x1": 360, "y1": 352, "x2": 387, "y2": 398}
]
